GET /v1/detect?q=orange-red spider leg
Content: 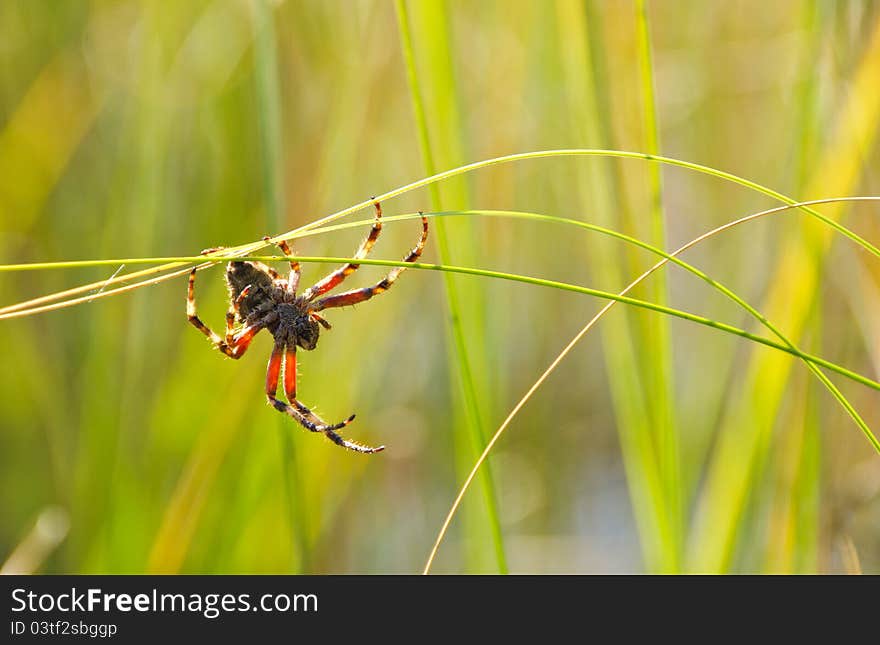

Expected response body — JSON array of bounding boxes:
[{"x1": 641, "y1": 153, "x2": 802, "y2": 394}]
[
  {"x1": 224, "y1": 285, "x2": 252, "y2": 343},
  {"x1": 188, "y1": 268, "x2": 260, "y2": 359},
  {"x1": 265, "y1": 342, "x2": 383, "y2": 454},
  {"x1": 264, "y1": 236, "x2": 301, "y2": 293},
  {"x1": 302, "y1": 200, "x2": 383, "y2": 301},
  {"x1": 283, "y1": 345, "x2": 299, "y2": 401},
  {"x1": 311, "y1": 212, "x2": 428, "y2": 312},
  {"x1": 265, "y1": 342, "x2": 352, "y2": 435},
  {"x1": 309, "y1": 312, "x2": 332, "y2": 330}
]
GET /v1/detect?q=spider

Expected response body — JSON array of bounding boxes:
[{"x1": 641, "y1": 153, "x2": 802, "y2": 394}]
[{"x1": 186, "y1": 200, "x2": 428, "y2": 454}]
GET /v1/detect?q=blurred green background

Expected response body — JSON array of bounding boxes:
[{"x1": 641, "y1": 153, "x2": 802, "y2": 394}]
[{"x1": 2, "y1": 0, "x2": 880, "y2": 574}]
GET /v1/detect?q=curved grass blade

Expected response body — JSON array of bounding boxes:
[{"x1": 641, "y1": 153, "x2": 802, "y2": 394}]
[
  {"x1": 3, "y1": 149, "x2": 879, "y2": 321},
  {"x1": 634, "y1": 0, "x2": 680, "y2": 565},
  {"x1": 691, "y1": 15, "x2": 880, "y2": 573},
  {"x1": 394, "y1": 0, "x2": 506, "y2": 572},
  {"x1": 421, "y1": 196, "x2": 880, "y2": 573}
]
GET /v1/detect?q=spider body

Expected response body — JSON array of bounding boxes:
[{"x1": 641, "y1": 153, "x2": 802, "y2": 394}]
[
  {"x1": 187, "y1": 200, "x2": 428, "y2": 454},
  {"x1": 226, "y1": 262, "x2": 321, "y2": 350}
]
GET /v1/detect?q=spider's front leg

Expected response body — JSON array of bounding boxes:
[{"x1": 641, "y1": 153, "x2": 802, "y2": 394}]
[
  {"x1": 301, "y1": 200, "x2": 384, "y2": 301},
  {"x1": 310, "y1": 212, "x2": 428, "y2": 312},
  {"x1": 187, "y1": 268, "x2": 261, "y2": 359},
  {"x1": 222, "y1": 284, "x2": 255, "y2": 343},
  {"x1": 263, "y1": 235, "x2": 301, "y2": 293},
  {"x1": 265, "y1": 341, "x2": 384, "y2": 454},
  {"x1": 309, "y1": 312, "x2": 331, "y2": 330}
]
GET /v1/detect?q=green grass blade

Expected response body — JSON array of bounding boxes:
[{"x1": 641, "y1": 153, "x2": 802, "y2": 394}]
[
  {"x1": 634, "y1": 0, "x2": 681, "y2": 559},
  {"x1": 422, "y1": 213, "x2": 877, "y2": 574},
  {"x1": 5, "y1": 217, "x2": 878, "y2": 449},
  {"x1": 4, "y1": 148, "x2": 879, "y2": 324},
  {"x1": 689, "y1": 15, "x2": 880, "y2": 573},
  {"x1": 10, "y1": 251, "x2": 878, "y2": 402},
  {"x1": 762, "y1": 0, "x2": 825, "y2": 574},
  {"x1": 556, "y1": 0, "x2": 677, "y2": 571},
  {"x1": 394, "y1": 0, "x2": 507, "y2": 573}
]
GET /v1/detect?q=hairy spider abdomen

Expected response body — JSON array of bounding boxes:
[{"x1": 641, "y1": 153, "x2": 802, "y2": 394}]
[{"x1": 226, "y1": 261, "x2": 275, "y2": 319}]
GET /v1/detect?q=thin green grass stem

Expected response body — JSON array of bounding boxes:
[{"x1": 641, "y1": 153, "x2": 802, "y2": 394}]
[
  {"x1": 634, "y1": 0, "x2": 681, "y2": 563},
  {"x1": 4, "y1": 150, "x2": 879, "y2": 321},
  {"x1": 395, "y1": 0, "x2": 507, "y2": 573}
]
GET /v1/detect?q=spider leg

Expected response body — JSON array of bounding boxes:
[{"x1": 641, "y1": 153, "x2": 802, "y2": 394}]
[
  {"x1": 280, "y1": 345, "x2": 326, "y2": 427},
  {"x1": 225, "y1": 285, "x2": 252, "y2": 342},
  {"x1": 265, "y1": 342, "x2": 384, "y2": 454},
  {"x1": 302, "y1": 200, "x2": 383, "y2": 301},
  {"x1": 187, "y1": 269, "x2": 261, "y2": 358},
  {"x1": 263, "y1": 236, "x2": 301, "y2": 293},
  {"x1": 309, "y1": 312, "x2": 332, "y2": 330},
  {"x1": 310, "y1": 212, "x2": 428, "y2": 312},
  {"x1": 263, "y1": 264, "x2": 281, "y2": 281}
]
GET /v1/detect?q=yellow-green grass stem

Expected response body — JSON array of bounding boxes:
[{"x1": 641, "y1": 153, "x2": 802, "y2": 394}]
[
  {"x1": 3, "y1": 255, "x2": 879, "y2": 405},
  {"x1": 395, "y1": 0, "x2": 507, "y2": 572},
  {"x1": 421, "y1": 196, "x2": 880, "y2": 573},
  {"x1": 634, "y1": 0, "x2": 680, "y2": 558},
  {"x1": 4, "y1": 149, "x2": 879, "y2": 321},
  {"x1": 3, "y1": 200, "x2": 880, "y2": 410}
]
